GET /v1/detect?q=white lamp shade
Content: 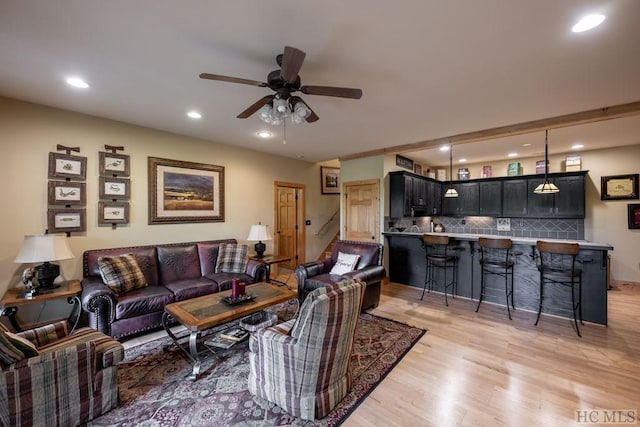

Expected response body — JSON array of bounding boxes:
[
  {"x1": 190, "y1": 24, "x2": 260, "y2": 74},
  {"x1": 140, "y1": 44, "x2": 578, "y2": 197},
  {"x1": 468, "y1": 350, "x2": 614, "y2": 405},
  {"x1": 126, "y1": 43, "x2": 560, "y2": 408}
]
[
  {"x1": 247, "y1": 224, "x2": 273, "y2": 242},
  {"x1": 14, "y1": 234, "x2": 75, "y2": 263}
]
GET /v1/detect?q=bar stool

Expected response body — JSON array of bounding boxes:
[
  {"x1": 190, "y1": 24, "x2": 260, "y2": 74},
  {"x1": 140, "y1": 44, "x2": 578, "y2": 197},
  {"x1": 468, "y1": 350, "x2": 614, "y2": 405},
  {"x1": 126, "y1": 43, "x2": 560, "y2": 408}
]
[
  {"x1": 475, "y1": 237, "x2": 516, "y2": 319},
  {"x1": 535, "y1": 240, "x2": 584, "y2": 337},
  {"x1": 421, "y1": 234, "x2": 458, "y2": 306}
]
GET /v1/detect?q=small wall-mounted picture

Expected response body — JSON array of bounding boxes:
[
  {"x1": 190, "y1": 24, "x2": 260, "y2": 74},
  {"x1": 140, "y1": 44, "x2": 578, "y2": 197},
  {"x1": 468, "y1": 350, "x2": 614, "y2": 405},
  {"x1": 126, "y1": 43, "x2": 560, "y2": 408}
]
[
  {"x1": 48, "y1": 152, "x2": 87, "y2": 180},
  {"x1": 47, "y1": 208, "x2": 86, "y2": 233},
  {"x1": 414, "y1": 164, "x2": 423, "y2": 175},
  {"x1": 99, "y1": 176, "x2": 130, "y2": 199},
  {"x1": 321, "y1": 166, "x2": 340, "y2": 194},
  {"x1": 99, "y1": 152, "x2": 130, "y2": 177},
  {"x1": 99, "y1": 201, "x2": 130, "y2": 225},
  {"x1": 496, "y1": 218, "x2": 511, "y2": 231},
  {"x1": 47, "y1": 181, "x2": 86, "y2": 206}
]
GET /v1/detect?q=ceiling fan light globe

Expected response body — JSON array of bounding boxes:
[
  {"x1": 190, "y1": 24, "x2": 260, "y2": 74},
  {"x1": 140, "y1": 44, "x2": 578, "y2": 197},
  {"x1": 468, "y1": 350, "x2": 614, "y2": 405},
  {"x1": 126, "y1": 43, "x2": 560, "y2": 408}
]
[{"x1": 293, "y1": 102, "x2": 311, "y2": 119}]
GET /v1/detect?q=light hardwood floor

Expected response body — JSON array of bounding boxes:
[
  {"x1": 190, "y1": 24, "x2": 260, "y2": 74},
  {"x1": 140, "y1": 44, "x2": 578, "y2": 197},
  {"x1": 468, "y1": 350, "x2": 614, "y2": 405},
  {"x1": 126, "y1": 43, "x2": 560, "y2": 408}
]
[
  {"x1": 121, "y1": 274, "x2": 639, "y2": 426},
  {"x1": 346, "y1": 280, "x2": 640, "y2": 427}
]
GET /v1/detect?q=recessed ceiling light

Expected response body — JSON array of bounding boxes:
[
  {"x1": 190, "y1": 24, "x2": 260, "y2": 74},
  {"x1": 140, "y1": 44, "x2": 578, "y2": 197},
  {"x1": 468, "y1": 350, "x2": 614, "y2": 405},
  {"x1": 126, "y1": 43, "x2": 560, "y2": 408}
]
[
  {"x1": 572, "y1": 14, "x2": 606, "y2": 33},
  {"x1": 66, "y1": 77, "x2": 89, "y2": 89},
  {"x1": 572, "y1": 143, "x2": 584, "y2": 150},
  {"x1": 439, "y1": 146, "x2": 450, "y2": 152},
  {"x1": 523, "y1": 143, "x2": 532, "y2": 147},
  {"x1": 187, "y1": 111, "x2": 202, "y2": 119},
  {"x1": 459, "y1": 158, "x2": 467, "y2": 163},
  {"x1": 257, "y1": 131, "x2": 272, "y2": 138},
  {"x1": 508, "y1": 152, "x2": 518, "y2": 158}
]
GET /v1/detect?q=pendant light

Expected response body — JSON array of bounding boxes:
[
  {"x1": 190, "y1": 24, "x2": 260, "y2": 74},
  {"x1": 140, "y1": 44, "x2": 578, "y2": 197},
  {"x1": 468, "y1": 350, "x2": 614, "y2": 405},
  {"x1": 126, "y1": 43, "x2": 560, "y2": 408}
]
[
  {"x1": 533, "y1": 130, "x2": 560, "y2": 194},
  {"x1": 444, "y1": 144, "x2": 458, "y2": 198}
]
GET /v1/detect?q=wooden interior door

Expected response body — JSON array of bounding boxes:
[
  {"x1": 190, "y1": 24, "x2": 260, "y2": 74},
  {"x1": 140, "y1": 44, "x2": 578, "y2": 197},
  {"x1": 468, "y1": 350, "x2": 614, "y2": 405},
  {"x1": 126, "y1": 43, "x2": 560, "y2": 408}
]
[
  {"x1": 344, "y1": 179, "x2": 380, "y2": 243},
  {"x1": 274, "y1": 182, "x2": 305, "y2": 270}
]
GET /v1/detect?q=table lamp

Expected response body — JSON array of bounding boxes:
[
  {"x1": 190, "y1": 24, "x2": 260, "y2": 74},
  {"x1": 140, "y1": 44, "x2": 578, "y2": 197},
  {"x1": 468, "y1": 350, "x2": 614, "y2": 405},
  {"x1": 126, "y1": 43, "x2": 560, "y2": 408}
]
[
  {"x1": 14, "y1": 234, "x2": 75, "y2": 293},
  {"x1": 247, "y1": 223, "x2": 273, "y2": 258}
]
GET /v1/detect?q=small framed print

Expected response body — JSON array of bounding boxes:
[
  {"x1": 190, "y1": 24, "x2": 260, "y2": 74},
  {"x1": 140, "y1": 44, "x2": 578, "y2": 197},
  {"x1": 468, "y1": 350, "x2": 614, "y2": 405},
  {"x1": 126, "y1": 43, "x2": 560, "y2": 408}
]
[
  {"x1": 601, "y1": 174, "x2": 639, "y2": 200},
  {"x1": 48, "y1": 152, "x2": 87, "y2": 180},
  {"x1": 320, "y1": 166, "x2": 340, "y2": 194},
  {"x1": 47, "y1": 208, "x2": 86, "y2": 233},
  {"x1": 99, "y1": 201, "x2": 129, "y2": 225},
  {"x1": 99, "y1": 152, "x2": 130, "y2": 177},
  {"x1": 47, "y1": 181, "x2": 86, "y2": 206},
  {"x1": 628, "y1": 204, "x2": 640, "y2": 230},
  {"x1": 99, "y1": 176, "x2": 130, "y2": 200}
]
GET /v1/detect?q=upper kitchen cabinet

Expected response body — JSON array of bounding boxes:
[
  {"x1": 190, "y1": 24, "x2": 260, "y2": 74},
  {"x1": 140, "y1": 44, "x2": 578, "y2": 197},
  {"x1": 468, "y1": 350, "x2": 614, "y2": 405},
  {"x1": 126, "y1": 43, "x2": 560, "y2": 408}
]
[
  {"x1": 502, "y1": 179, "x2": 528, "y2": 217},
  {"x1": 442, "y1": 182, "x2": 479, "y2": 216},
  {"x1": 478, "y1": 180, "x2": 502, "y2": 216},
  {"x1": 527, "y1": 172, "x2": 587, "y2": 218},
  {"x1": 389, "y1": 171, "x2": 442, "y2": 218}
]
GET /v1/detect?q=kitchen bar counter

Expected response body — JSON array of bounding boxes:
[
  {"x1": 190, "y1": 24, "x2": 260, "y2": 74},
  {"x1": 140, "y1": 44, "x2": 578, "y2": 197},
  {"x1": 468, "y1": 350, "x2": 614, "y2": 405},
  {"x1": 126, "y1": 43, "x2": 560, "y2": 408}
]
[
  {"x1": 383, "y1": 232, "x2": 612, "y2": 325},
  {"x1": 383, "y1": 231, "x2": 614, "y2": 251}
]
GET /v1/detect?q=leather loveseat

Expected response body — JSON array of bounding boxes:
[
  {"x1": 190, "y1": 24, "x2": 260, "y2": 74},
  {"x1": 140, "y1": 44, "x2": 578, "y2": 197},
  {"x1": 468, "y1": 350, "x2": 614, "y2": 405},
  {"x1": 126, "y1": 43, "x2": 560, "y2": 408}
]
[
  {"x1": 294, "y1": 240, "x2": 386, "y2": 311},
  {"x1": 81, "y1": 239, "x2": 267, "y2": 340}
]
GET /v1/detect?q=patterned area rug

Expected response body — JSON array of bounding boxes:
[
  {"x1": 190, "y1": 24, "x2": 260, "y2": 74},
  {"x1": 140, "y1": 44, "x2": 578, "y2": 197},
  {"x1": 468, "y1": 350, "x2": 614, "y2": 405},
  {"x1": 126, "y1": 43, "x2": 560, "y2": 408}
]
[{"x1": 90, "y1": 305, "x2": 426, "y2": 426}]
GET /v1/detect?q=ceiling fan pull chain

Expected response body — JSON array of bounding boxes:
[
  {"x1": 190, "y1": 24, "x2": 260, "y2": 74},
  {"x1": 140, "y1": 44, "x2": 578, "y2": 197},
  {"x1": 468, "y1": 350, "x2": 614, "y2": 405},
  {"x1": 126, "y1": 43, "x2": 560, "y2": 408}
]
[{"x1": 283, "y1": 119, "x2": 287, "y2": 145}]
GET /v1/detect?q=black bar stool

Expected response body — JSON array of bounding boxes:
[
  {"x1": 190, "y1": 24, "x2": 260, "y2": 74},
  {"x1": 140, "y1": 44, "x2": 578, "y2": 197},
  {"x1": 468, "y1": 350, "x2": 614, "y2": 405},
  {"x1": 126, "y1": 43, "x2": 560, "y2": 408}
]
[
  {"x1": 475, "y1": 237, "x2": 516, "y2": 319},
  {"x1": 421, "y1": 234, "x2": 458, "y2": 306},
  {"x1": 535, "y1": 240, "x2": 584, "y2": 337}
]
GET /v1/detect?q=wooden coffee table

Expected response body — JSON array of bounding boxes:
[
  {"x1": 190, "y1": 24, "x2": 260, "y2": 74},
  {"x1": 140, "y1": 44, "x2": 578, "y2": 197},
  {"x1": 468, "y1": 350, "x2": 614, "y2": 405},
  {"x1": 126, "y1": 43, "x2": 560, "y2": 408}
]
[{"x1": 162, "y1": 281, "x2": 296, "y2": 380}]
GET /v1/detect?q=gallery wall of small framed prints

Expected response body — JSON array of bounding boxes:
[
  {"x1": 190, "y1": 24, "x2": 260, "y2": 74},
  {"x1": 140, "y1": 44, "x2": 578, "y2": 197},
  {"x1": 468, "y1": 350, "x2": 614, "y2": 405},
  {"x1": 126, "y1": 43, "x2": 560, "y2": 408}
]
[
  {"x1": 47, "y1": 145, "x2": 87, "y2": 235},
  {"x1": 98, "y1": 146, "x2": 130, "y2": 228}
]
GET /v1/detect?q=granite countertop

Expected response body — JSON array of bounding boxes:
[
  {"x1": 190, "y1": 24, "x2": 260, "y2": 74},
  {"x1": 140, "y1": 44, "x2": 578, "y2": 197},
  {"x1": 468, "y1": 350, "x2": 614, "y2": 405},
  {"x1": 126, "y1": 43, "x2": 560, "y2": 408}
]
[{"x1": 382, "y1": 231, "x2": 614, "y2": 251}]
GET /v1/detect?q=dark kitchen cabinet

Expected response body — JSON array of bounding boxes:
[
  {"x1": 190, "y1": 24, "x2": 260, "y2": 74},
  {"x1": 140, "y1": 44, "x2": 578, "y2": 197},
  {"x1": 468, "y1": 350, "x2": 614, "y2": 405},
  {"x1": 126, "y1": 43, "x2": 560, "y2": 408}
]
[
  {"x1": 390, "y1": 171, "x2": 443, "y2": 218},
  {"x1": 526, "y1": 174, "x2": 585, "y2": 218},
  {"x1": 502, "y1": 179, "x2": 528, "y2": 217},
  {"x1": 552, "y1": 175, "x2": 585, "y2": 217},
  {"x1": 527, "y1": 178, "x2": 555, "y2": 216},
  {"x1": 478, "y1": 181, "x2": 502, "y2": 216},
  {"x1": 442, "y1": 182, "x2": 479, "y2": 216},
  {"x1": 390, "y1": 172, "x2": 413, "y2": 218}
]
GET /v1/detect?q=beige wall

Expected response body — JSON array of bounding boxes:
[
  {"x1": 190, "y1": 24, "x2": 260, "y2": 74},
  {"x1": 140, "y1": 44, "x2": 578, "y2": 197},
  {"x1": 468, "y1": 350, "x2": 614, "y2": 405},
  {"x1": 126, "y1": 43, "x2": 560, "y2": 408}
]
[
  {"x1": 405, "y1": 146, "x2": 640, "y2": 282},
  {"x1": 0, "y1": 97, "x2": 339, "y2": 300}
]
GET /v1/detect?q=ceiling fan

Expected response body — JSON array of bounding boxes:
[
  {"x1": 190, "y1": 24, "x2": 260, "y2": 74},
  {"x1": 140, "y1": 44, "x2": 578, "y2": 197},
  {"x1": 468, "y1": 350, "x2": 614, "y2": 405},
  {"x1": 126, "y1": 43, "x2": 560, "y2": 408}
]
[{"x1": 199, "y1": 46, "x2": 362, "y2": 124}]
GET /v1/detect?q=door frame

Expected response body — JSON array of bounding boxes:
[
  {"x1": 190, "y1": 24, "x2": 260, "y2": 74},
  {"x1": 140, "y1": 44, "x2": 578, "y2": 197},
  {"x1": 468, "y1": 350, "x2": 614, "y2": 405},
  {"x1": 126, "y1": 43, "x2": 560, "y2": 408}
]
[{"x1": 273, "y1": 181, "x2": 306, "y2": 267}]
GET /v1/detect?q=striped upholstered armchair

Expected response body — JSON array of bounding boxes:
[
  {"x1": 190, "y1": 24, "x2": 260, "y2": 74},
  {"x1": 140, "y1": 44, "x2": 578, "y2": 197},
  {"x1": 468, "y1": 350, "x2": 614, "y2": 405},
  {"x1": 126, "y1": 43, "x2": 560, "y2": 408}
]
[
  {"x1": 248, "y1": 278, "x2": 365, "y2": 420},
  {"x1": 0, "y1": 320, "x2": 124, "y2": 426}
]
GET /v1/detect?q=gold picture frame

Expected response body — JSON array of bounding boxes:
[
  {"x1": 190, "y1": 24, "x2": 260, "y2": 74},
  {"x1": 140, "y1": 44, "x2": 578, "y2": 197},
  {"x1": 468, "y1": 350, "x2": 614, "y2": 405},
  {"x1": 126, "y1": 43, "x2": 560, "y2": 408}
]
[{"x1": 148, "y1": 157, "x2": 225, "y2": 224}]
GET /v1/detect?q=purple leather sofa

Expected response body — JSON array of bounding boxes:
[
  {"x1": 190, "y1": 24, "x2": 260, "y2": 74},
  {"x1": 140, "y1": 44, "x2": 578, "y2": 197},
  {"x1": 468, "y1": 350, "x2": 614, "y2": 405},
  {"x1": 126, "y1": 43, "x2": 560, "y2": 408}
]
[
  {"x1": 294, "y1": 240, "x2": 386, "y2": 311},
  {"x1": 81, "y1": 239, "x2": 267, "y2": 340}
]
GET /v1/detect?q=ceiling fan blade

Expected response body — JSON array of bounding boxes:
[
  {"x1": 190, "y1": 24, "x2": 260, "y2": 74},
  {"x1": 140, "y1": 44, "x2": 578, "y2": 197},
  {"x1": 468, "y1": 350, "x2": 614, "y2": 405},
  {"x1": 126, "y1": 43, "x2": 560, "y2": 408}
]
[
  {"x1": 305, "y1": 107, "x2": 319, "y2": 123},
  {"x1": 199, "y1": 73, "x2": 267, "y2": 87},
  {"x1": 237, "y1": 95, "x2": 274, "y2": 119},
  {"x1": 280, "y1": 46, "x2": 306, "y2": 84},
  {"x1": 300, "y1": 85, "x2": 363, "y2": 99}
]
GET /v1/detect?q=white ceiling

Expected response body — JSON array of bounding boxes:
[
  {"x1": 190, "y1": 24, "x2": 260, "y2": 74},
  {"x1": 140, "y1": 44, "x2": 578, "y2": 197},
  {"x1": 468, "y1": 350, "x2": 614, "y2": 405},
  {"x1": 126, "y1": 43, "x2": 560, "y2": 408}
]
[{"x1": 1, "y1": 1, "x2": 639, "y2": 164}]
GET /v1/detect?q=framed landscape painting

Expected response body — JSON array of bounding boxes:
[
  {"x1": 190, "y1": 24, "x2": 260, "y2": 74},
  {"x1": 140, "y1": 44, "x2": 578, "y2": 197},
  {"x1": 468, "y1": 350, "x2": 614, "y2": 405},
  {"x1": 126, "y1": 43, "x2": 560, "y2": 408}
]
[{"x1": 148, "y1": 157, "x2": 225, "y2": 224}]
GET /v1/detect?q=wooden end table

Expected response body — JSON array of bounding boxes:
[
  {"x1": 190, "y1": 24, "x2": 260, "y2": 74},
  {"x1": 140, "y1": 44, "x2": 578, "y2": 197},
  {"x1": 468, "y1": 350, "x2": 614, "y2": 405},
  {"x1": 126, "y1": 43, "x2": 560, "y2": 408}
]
[
  {"x1": 162, "y1": 281, "x2": 296, "y2": 380},
  {"x1": 0, "y1": 280, "x2": 82, "y2": 332},
  {"x1": 249, "y1": 254, "x2": 292, "y2": 287}
]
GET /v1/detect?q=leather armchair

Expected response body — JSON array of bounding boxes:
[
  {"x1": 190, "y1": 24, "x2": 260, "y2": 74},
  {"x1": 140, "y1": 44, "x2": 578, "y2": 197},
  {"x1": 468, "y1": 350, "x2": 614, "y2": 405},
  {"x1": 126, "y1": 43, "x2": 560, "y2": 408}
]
[
  {"x1": 295, "y1": 240, "x2": 385, "y2": 310},
  {"x1": 248, "y1": 278, "x2": 365, "y2": 420},
  {"x1": 0, "y1": 321, "x2": 124, "y2": 426}
]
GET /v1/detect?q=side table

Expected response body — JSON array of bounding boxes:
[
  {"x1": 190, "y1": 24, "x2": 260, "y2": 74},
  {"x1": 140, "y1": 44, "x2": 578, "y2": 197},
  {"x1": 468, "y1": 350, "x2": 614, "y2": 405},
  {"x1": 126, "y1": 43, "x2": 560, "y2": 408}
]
[
  {"x1": 0, "y1": 280, "x2": 82, "y2": 332},
  {"x1": 249, "y1": 255, "x2": 292, "y2": 287}
]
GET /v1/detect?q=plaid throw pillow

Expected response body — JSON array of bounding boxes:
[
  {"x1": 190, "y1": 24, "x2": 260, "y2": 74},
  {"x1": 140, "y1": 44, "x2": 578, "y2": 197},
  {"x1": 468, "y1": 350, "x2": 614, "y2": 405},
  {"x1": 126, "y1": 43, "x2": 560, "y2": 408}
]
[
  {"x1": 0, "y1": 329, "x2": 25, "y2": 366},
  {"x1": 215, "y1": 243, "x2": 249, "y2": 273},
  {"x1": 98, "y1": 253, "x2": 148, "y2": 295}
]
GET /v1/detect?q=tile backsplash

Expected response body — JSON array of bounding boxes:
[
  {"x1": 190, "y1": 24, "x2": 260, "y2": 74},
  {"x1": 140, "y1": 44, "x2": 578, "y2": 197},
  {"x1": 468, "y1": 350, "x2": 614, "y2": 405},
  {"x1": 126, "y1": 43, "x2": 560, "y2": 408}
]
[{"x1": 386, "y1": 216, "x2": 584, "y2": 240}]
